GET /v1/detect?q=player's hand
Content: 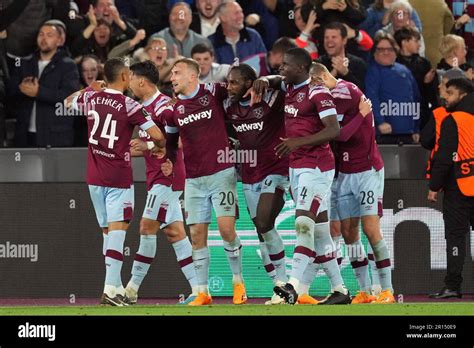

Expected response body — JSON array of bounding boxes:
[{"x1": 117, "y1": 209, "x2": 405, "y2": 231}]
[
  {"x1": 274, "y1": 137, "x2": 302, "y2": 158},
  {"x1": 90, "y1": 80, "x2": 106, "y2": 91},
  {"x1": 378, "y1": 122, "x2": 392, "y2": 134},
  {"x1": 161, "y1": 159, "x2": 173, "y2": 176},
  {"x1": 151, "y1": 145, "x2": 166, "y2": 159},
  {"x1": 245, "y1": 78, "x2": 269, "y2": 105},
  {"x1": 359, "y1": 96, "x2": 372, "y2": 117},
  {"x1": 427, "y1": 190, "x2": 438, "y2": 202},
  {"x1": 130, "y1": 138, "x2": 148, "y2": 152}
]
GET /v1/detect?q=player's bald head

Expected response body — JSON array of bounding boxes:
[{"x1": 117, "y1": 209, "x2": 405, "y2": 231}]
[
  {"x1": 285, "y1": 48, "x2": 312, "y2": 73},
  {"x1": 104, "y1": 57, "x2": 128, "y2": 83}
]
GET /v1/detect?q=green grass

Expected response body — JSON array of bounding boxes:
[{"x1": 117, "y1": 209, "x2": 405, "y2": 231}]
[{"x1": 0, "y1": 303, "x2": 473, "y2": 316}]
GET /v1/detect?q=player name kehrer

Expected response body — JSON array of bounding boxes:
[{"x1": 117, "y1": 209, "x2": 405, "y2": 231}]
[{"x1": 90, "y1": 97, "x2": 123, "y2": 111}]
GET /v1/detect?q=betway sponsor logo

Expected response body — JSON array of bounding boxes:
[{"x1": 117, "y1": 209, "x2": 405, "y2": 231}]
[
  {"x1": 177, "y1": 110, "x2": 212, "y2": 126},
  {"x1": 232, "y1": 121, "x2": 263, "y2": 133},
  {"x1": 284, "y1": 104, "x2": 298, "y2": 117}
]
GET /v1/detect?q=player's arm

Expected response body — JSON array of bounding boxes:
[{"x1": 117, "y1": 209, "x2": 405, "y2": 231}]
[
  {"x1": 335, "y1": 96, "x2": 371, "y2": 142},
  {"x1": 275, "y1": 115, "x2": 340, "y2": 157},
  {"x1": 64, "y1": 80, "x2": 105, "y2": 109},
  {"x1": 146, "y1": 125, "x2": 166, "y2": 149},
  {"x1": 129, "y1": 138, "x2": 147, "y2": 157},
  {"x1": 245, "y1": 75, "x2": 284, "y2": 105}
]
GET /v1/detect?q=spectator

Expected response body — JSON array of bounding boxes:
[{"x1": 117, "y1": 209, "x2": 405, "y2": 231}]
[
  {"x1": 107, "y1": 29, "x2": 147, "y2": 59},
  {"x1": 135, "y1": 0, "x2": 170, "y2": 38},
  {"x1": 410, "y1": 0, "x2": 454, "y2": 67},
  {"x1": 71, "y1": 18, "x2": 116, "y2": 63},
  {"x1": 313, "y1": 0, "x2": 367, "y2": 54},
  {"x1": 5, "y1": 0, "x2": 58, "y2": 59},
  {"x1": 365, "y1": 32, "x2": 421, "y2": 144},
  {"x1": 376, "y1": 0, "x2": 426, "y2": 57},
  {"x1": 295, "y1": 3, "x2": 373, "y2": 61},
  {"x1": 267, "y1": 0, "x2": 299, "y2": 39},
  {"x1": 191, "y1": 43, "x2": 231, "y2": 83},
  {"x1": 65, "y1": 0, "x2": 137, "y2": 49},
  {"x1": 133, "y1": 36, "x2": 184, "y2": 96},
  {"x1": 317, "y1": 21, "x2": 367, "y2": 90},
  {"x1": 0, "y1": 0, "x2": 31, "y2": 147},
  {"x1": 359, "y1": 0, "x2": 423, "y2": 39},
  {"x1": 450, "y1": 0, "x2": 474, "y2": 51},
  {"x1": 241, "y1": 36, "x2": 297, "y2": 77},
  {"x1": 437, "y1": 34, "x2": 473, "y2": 77},
  {"x1": 294, "y1": 4, "x2": 320, "y2": 60},
  {"x1": 8, "y1": 22, "x2": 80, "y2": 147},
  {"x1": 74, "y1": 54, "x2": 104, "y2": 146},
  {"x1": 237, "y1": 0, "x2": 280, "y2": 51},
  {"x1": 314, "y1": 0, "x2": 367, "y2": 29},
  {"x1": 394, "y1": 26, "x2": 438, "y2": 129},
  {"x1": 208, "y1": 1, "x2": 267, "y2": 64},
  {"x1": 191, "y1": 0, "x2": 223, "y2": 38},
  {"x1": 154, "y1": 2, "x2": 212, "y2": 58}
]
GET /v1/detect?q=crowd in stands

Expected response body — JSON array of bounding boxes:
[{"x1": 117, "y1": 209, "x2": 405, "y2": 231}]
[{"x1": 0, "y1": 0, "x2": 472, "y2": 147}]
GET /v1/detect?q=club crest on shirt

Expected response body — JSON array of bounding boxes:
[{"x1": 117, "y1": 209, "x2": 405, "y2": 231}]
[
  {"x1": 253, "y1": 107, "x2": 264, "y2": 119},
  {"x1": 297, "y1": 92, "x2": 306, "y2": 103},
  {"x1": 177, "y1": 105, "x2": 185, "y2": 114},
  {"x1": 199, "y1": 95, "x2": 210, "y2": 106}
]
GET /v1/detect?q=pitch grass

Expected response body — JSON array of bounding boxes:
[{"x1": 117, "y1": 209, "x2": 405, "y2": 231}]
[{"x1": 0, "y1": 303, "x2": 473, "y2": 316}]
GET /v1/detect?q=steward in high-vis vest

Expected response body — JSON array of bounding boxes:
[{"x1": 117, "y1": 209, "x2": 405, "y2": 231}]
[{"x1": 428, "y1": 78, "x2": 474, "y2": 300}]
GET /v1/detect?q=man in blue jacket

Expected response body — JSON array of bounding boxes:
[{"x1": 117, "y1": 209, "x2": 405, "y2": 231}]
[
  {"x1": 9, "y1": 21, "x2": 80, "y2": 147},
  {"x1": 365, "y1": 32, "x2": 421, "y2": 144},
  {"x1": 208, "y1": 1, "x2": 267, "y2": 65}
]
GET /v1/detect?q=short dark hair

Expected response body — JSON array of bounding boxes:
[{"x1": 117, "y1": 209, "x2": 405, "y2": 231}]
[
  {"x1": 271, "y1": 37, "x2": 297, "y2": 54},
  {"x1": 372, "y1": 31, "x2": 399, "y2": 56},
  {"x1": 130, "y1": 60, "x2": 160, "y2": 86},
  {"x1": 191, "y1": 43, "x2": 214, "y2": 57},
  {"x1": 446, "y1": 78, "x2": 474, "y2": 95},
  {"x1": 229, "y1": 64, "x2": 257, "y2": 82},
  {"x1": 393, "y1": 27, "x2": 421, "y2": 48},
  {"x1": 285, "y1": 47, "x2": 312, "y2": 72},
  {"x1": 324, "y1": 22, "x2": 348, "y2": 39},
  {"x1": 104, "y1": 57, "x2": 127, "y2": 83}
]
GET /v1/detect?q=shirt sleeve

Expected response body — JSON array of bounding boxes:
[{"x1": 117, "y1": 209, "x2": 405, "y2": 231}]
[
  {"x1": 204, "y1": 82, "x2": 228, "y2": 101},
  {"x1": 125, "y1": 97, "x2": 156, "y2": 130},
  {"x1": 72, "y1": 89, "x2": 95, "y2": 112},
  {"x1": 309, "y1": 86, "x2": 337, "y2": 119}
]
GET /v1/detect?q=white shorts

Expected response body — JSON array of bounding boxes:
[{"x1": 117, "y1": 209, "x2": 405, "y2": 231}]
[
  {"x1": 89, "y1": 185, "x2": 134, "y2": 228},
  {"x1": 242, "y1": 174, "x2": 290, "y2": 219},
  {"x1": 329, "y1": 178, "x2": 340, "y2": 221},
  {"x1": 184, "y1": 167, "x2": 238, "y2": 225},
  {"x1": 142, "y1": 184, "x2": 183, "y2": 229},
  {"x1": 336, "y1": 167, "x2": 384, "y2": 220},
  {"x1": 289, "y1": 167, "x2": 334, "y2": 215}
]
